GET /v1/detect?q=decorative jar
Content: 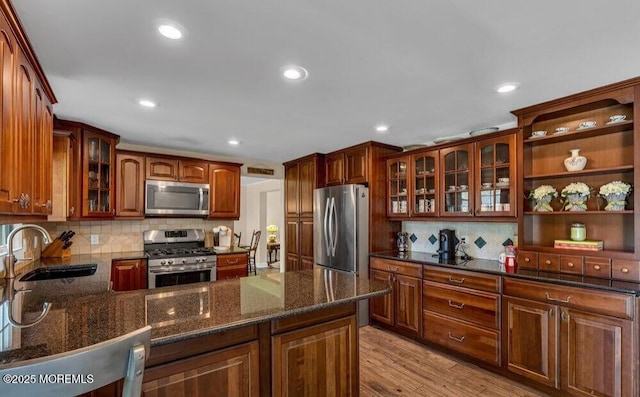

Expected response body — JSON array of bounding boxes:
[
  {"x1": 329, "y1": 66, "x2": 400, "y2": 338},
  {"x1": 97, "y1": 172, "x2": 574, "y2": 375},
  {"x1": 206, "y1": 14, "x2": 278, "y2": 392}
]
[
  {"x1": 570, "y1": 223, "x2": 586, "y2": 241},
  {"x1": 564, "y1": 149, "x2": 587, "y2": 172}
]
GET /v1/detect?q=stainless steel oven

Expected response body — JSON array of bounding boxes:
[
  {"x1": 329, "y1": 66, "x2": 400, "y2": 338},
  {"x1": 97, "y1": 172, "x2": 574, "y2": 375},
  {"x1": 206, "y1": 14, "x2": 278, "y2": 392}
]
[{"x1": 144, "y1": 229, "x2": 217, "y2": 289}]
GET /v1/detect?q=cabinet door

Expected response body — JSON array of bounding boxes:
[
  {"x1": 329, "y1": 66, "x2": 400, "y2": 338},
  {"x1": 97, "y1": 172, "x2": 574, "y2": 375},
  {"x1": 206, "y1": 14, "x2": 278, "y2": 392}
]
[
  {"x1": 299, "y1": 218, "x2": 314, "y2": 270},
  {"x1": 561, "y1": 309, "x2": 634, "y2": 397},
  {"x1": 387, "y1": 157, "x2": 409, "y2": 217},
  {"x1": 14, "y1": 54, "x2": 34, "y2": 214},
  {"x1": 298, "y1": 158, "x2": 317, "y2": 217},
  {"x1": 344, "y1": 147, "x2": 367, "y2": 184},
  {"x1": 285, "y1": 219, "x2": 299, "y2": 271},
  {"x1": 32, "y1": 86, "x2": 53, "y2": 215},
  {"x1": 0, "y1": 19, "x2": 17, "y2": 213},
  {"x1": 440, "y1": 144, "x2": 473, "y2": 217},
  {"x1": 369, "y1": 269, "x2": 394, "y2": 326},
  {"x1": 83, "y1": 131, "x2": 115, "y2": 217},
  {"x1": 142, "y1": 341, "x2": 259, "y2": 397},
  {"x1": 325, "y1": 152, "x2": 344, "y2": 186},
  {"x1": 116, "y1": 152, "x2": 145, "y2": 218},
  {"x1": 179, "y1": 159, "x2": 209, "y2": 183},
  {"x1": 209, "y1": 163, "x2": 240, "y2": 219},
  {"x1": 285, "y1": 163, "x2": 299, "y2": 217},
  {"x1": 146, "y1": 156, "x2": 179, "y2": 181},
  {"x1": 411, "y1": 151, "x2": 438, "y2": 217},
  {"x1": 111, "y1": 259, "x2": 147, "y2": 291},
  {"x1": 394, "y1": 274, "x2": 421, "y2": 335},
  {"x1": 504, "y1": 296, "x2": 558, "y2": 388},
  {"x1": 475, "y1": 134, "x2": 516, "y2": 217},
  {"x1": 272, "y1": 316, "x2": 358, "y2": 397}
]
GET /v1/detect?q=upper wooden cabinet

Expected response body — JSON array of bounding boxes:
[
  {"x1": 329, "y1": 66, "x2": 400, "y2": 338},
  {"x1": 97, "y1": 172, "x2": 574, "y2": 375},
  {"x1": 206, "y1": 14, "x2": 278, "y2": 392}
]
[
  {"x1": 386, "y1": 157, "x2": 409, "y2": 217},
  {"x1": 513, "y1": 77, "x2": 640, "y2": 260},
  {"x1": 0, "y1": 7, "x2": 55, "y2": 216},
  {"x1": 116, "y1": 151, "x2": 145, "y2": 218},
  {"x1": 146, "y1": 156, "x2": 209, "y2": 184},
  {"x1": 284, "y1": 153, "x2": 324, "y2": 218},
  {"x1": 209, "y1": 162, "x2": 241, "y2": 219},
  {"x1": 325, "y1": 146, "x2": 368, "y2": 186}
]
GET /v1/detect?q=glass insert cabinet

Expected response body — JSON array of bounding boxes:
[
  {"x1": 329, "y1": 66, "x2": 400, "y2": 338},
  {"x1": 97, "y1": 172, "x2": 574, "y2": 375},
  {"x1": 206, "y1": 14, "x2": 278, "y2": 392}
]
[{"x1": 83, "y1": 131, "x2": 116, "y2": 217}]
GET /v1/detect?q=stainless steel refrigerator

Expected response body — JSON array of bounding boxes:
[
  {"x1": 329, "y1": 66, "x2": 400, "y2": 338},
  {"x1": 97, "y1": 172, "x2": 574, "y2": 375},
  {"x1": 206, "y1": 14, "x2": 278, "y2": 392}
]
[{"x1": 313, "y1": 184, "x2": 369, "y2": 325}]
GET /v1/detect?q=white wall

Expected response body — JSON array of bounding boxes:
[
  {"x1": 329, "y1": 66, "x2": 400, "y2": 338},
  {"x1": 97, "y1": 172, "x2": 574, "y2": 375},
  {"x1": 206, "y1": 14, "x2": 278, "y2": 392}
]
[{"x1": 234, "y1": 179, "x2": 284, "y2": 269}]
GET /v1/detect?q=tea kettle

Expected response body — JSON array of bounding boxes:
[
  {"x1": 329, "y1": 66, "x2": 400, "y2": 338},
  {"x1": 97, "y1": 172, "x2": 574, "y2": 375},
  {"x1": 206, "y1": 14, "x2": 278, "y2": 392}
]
[{"x1": 397, "y1": 232, "x2": 408, "y2": 252}]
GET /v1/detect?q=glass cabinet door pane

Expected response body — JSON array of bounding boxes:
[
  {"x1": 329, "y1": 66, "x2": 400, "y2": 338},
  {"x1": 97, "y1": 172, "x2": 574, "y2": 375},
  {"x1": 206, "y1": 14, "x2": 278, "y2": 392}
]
[
  {"x1": 88, "y1": 138, "x2": 99, "y2": 162},
  {"x1": 496, "y1": 143, "x2": 510, "y2": 165},
  {"x1": 100, "y1": 139, "x2": 110, "y2": 164},
  {"x1": 457, "y1": 150, "x2": 468, "y2": 170},
  {"x1": 444, "y1": 152, "x2": 455, "y2": 172},
  {"x1": 481, "y1": 145, "x2": 494, "y2": 167}
]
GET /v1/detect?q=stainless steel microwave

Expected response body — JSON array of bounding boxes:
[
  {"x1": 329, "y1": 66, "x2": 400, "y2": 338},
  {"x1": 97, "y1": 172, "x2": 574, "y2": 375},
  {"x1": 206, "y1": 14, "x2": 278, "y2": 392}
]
[{"x1": 145, "y1": 180, "x2": 210, "y2": 216}]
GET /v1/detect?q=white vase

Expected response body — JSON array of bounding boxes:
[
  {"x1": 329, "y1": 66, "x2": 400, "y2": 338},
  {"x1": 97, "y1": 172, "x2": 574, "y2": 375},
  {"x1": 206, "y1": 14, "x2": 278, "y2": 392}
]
[{"x1": 564, "y1": 149, "x2": 587, "y2": 172}]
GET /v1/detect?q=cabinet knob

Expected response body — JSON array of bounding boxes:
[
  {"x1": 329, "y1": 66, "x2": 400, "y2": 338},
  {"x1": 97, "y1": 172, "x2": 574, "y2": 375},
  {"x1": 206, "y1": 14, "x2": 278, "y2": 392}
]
[
  {"x1": 567, "y1": 262, "x2": 574, "y2": 268},
  {"x1": 621, "y1": 267, "x2": 630, "y2": 274},
  {"x1": 545, "y1": 260, "x2": 552, "y2": 265},
  {"x1": 593, "y1": 265, "x2": 601, "y2": 271},
  {"x1": 561, "y1": 310, "x2": 568, "y2": 321},
  {"x1": 524, "y1": 258, "x2": 530, "y2": 263},
  {"x1": 69, "y1": 206, "x2": 75, "y2": 215}
]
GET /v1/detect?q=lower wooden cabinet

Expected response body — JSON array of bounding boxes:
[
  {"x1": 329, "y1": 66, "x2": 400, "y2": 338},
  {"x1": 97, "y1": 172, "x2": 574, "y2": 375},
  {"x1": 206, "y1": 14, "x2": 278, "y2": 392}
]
[
  {"x1": 272, "y1": 316, "x2": 358, "y2": 397},
  {"x1": 217, "y1": 253, "x2": 248, "y2": 280},
  {"x1": 503, "y1": 278, "x2": 635, "y2": 396},
  {"x1": 110, "y1": 258, "x2": 147, "y2": 291},
  {"x1": 142, "y1": 341, "x2": 259, "y2": 397},
  {"x1": 369, "y1": 258, "x2": 422, "y2": 337}
]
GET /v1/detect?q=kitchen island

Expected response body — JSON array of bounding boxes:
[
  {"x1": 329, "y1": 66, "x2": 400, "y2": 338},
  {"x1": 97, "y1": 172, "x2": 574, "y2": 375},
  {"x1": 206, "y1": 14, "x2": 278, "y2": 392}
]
[{"x1": 1, "y1": 263, "x2": 389, "y2": 396}]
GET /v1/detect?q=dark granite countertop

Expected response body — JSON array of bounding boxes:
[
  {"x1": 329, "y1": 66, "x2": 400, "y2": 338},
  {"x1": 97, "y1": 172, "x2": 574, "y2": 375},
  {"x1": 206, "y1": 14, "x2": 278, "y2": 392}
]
[
  {"x1": 213, "y1": 246, "x2": 249, "y2": 255},
  {"x1": 0, "y1": 267, "x2": 389, "y2": 368},
  {"x1": 371, "y1": 251, "x2": 640, "y2": 295}
]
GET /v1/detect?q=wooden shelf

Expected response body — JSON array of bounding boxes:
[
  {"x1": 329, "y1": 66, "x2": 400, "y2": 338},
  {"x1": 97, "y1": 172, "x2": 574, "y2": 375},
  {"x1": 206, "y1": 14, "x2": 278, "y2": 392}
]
[
  {"x1": 524, "y1": 210, "x2": 633, "y2": 215},
  {"x1": 524, "y1": 165, "x2": 634, "y2": 180},
  {"x1": 524, "y1": 120, "x2": 633, "y2": 145},
  {"x1": 520, "y1": 244, "x2": 636, "y2": 257}
]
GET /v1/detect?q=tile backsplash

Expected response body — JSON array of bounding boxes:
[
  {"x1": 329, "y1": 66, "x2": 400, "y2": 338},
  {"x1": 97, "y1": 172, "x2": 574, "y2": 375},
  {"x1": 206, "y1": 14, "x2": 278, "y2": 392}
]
[
  {"x1": 402, "y1": 221, "x2": 517, "y2": 260},
  {"x1": 38, "y1": 218, "x2": 232, "y2": 255}
]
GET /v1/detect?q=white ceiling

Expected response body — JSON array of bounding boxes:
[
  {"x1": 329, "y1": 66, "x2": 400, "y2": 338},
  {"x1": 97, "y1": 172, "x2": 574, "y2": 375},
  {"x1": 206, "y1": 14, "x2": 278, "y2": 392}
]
[{"x1": 14, "y1": 0, "x2": 640, "y2": 163}]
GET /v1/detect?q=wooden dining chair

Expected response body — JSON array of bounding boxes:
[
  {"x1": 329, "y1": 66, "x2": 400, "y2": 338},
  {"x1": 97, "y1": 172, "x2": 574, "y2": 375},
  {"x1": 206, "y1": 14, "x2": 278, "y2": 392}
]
[
  {"x1": 0, "y1": 326, "x2": 151, "y2": 396},
  {"x1": 234, "y1": 232, "x2": 242, "y2": 247},
  {"x1": 246, "y1": 230, "x2": 261, "y2": 275}
]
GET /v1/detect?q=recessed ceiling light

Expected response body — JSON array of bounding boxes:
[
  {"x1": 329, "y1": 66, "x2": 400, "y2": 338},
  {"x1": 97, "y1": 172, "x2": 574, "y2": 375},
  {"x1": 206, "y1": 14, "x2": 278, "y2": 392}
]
[
  {"x1": 494, "y1": 82, "x2": 521, "y2": 93},
  {"x1": 228, "y1": 139, "x2": 240, "y2": 145},
  {"x1": 375, "y1": 125, "x2": 389, "y2": 133},
  {"x1": 158, "y1": 24, "x2": 182, "y2": 40},
  {"x1": 281, "y1": 65, "x2": 308, "y2": 81},
  {"x1": 138, "y1": 99, "x2": 157, "y2": 108}
]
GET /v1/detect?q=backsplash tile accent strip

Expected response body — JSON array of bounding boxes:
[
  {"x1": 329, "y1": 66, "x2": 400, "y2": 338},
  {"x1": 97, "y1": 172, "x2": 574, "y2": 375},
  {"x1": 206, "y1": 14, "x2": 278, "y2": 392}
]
[
  {"x1": 474, "y1": 236, "x2": 486, "y2": 249},
  {"x1": 37, "y1": 219, "x2": 232, "y2": 255},
  {"x1": 409, "y1": 233, "x2": 417, "y2": 243},
  {"x1": 404, "y1": 221, "x2": 517, "y2": 260}
]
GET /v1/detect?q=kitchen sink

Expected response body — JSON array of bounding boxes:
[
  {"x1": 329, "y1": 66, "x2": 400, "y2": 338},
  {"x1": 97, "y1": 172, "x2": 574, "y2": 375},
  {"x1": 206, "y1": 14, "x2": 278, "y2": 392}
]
[{"x1": 19, "y1": 264, "x2": 98, "y2": 281}]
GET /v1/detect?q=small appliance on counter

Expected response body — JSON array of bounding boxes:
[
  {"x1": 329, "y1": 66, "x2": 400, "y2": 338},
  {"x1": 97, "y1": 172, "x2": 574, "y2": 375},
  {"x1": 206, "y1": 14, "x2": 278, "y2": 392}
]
[
  {"x1": 397, "y1": 232, "x2": 408, "y2": 252},
  {"x1": 213, "y1": 226, "x2": 233, "y2": 249},
  {"x1": 438, "y1": 229, "x2": 456, "y2": 261}
]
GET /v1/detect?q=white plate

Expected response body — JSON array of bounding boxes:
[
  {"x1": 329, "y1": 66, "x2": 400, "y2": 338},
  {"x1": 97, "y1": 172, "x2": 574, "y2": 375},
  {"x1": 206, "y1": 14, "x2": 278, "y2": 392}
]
[
  {"x1": 576, "y1": 125, "x2": 596, "y2": 130},
  {"x1": 606, "y1": 120, "x2": 627, "y2": 125},
  {"x1": 529, "y1": 134, "x2": 546, "y2": 139},
  {"x1": 495, "y1": 182, "x2": 510, "y2": 188},
  {"x1": 469, "y1": 127, "x2": 499, "y2": 137}
]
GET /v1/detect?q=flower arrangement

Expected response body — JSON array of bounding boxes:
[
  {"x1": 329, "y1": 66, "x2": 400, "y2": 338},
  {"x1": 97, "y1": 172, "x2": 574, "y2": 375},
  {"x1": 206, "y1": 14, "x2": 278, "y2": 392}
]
[
  {"x1": 529, "y1": 185, "x2": 558, "y2": 211},
  {"x1": 599, "y1": 181, "x2": 632, "y2": 211},
  {"x1": 561, "y1": 182, "x2": 591, "y2": 211}
]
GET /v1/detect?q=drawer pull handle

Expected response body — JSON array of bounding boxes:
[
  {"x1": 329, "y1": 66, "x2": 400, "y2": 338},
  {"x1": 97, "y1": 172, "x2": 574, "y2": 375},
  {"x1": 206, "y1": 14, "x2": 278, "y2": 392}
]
[
  {"x1": 524, "y1": 257, "x2": 530, "y2": 263},
  {"x1": 593, "y1": 265, "x2": 601, "y2": 270},
  {"x1": 388, "y1": 266, "x2": 399, "y2": 272},
  {"x1": 621, "y1": 267, "x2": 630, "y2": 274},
  {"x1": 545, "y1": 292, "x2": 571, "y2": 303},
  {"x1": 447, "y1": 332, "x2": 465, "y2": 343},
  {"x1": 545, "y1": 260, "x2": 552, "y2": 265},
  {"x1": 567, "y1": 262, "x2": 574, "y2": 268},
  {"x1": 448, "y1": 276, "x2": 465, "y2": 284},
  {"x1": 226, "y1": 259, "x2": 239, "y2": 264},
  {"x1": 448, "y1": 300, "x2": 465, "y2": 309}
]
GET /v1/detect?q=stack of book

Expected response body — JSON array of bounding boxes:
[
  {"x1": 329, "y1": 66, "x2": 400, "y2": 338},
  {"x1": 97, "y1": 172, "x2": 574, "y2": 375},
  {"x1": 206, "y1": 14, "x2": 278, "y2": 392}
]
[{"x1": 554, "y1": 239, "x2": 603, "y2": 251}]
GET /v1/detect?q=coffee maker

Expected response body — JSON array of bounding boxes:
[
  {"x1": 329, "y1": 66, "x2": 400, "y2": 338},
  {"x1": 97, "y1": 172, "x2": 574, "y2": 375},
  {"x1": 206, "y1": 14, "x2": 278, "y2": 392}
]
[{"x1": 438, "y1": 229, "x2": 456, "y2": 261}]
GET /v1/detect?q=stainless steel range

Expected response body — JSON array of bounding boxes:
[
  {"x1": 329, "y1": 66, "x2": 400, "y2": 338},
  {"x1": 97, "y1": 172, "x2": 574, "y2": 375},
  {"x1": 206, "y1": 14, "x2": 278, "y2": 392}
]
[{"x1": 143, "y1": 229, "x2": 216, "y2": 289}]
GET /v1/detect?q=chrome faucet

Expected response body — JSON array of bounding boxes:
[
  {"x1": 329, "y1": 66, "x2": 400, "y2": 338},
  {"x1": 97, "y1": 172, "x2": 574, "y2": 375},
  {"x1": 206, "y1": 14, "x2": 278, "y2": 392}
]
[
  {"x1": 3, "y1": 224, "x2": 52, "y2": 279},
  {"x1": 1, "y1": 279, "x2": 51, "y2": 328}
]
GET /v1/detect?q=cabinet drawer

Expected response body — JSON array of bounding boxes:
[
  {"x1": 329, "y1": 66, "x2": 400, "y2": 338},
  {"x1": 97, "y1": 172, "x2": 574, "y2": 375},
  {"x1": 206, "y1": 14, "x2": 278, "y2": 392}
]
[
  {"x1": 423, "y1": 265, "x2": 500, "y2": 293},
  {"x1": 516, "y1": 251, "x2": 538, "y2": 269},
  {"x1": 538, "y1": 253, "x2": 560, "y2": 272},
  {"x1": 423, "y1": 281, "x2": 499, "y2": 329},
  {"x1": 503, "y1": 278, "x2": 634, "y2": 319},
  {"x1": 370, "y1": 257, "x2": 422, "y2": 278},
  {"x1": 423, "y1": 311, "x2": 500, "y2": 366},
  {"x1": 611, "y1": 259, "x2": 640, "y2": 282},
  {"x1": 559, "y1": 255, "x2": 583, "y2": 275},
  {"x1": 584, "y1": 256, "x2": 612, "y2": 278},
  {"x1": 218, "y1": 253, "x2": 248, "y2": 267},
  {"x1": 217, "y1": 264, "x2": 247, "y2": 280}
]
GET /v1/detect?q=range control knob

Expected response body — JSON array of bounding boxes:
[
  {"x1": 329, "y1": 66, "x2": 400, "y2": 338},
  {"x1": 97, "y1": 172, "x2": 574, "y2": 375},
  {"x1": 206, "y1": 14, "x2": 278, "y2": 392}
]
[
  {"x1": 195, "y1": 258, "x2": 201, "y2": 263},
  {"x1": 181, "y1": 259, "x2": 187, "y2": 264},
  {"x1": 160, "y1": 260, "x2": 166, "y2": 266},
  {"x1": 167, "y1": 259, "x2": 174, "y2": 265}
]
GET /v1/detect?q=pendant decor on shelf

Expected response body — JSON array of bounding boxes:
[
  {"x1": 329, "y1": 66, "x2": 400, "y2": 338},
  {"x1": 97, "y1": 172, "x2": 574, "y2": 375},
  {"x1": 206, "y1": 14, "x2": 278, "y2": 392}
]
[
  {"x1": 564, "y1": 149, "x2": 587, "y2": 172},
  {"x1": 529, "y1": 185, "x2": 558, "y2": 212},
  {"x1": 599, "y1": 181, "x2": 632, "y2": 211},
  {"x1": 561, "y1": 182, "x2": 591, "y2": 211}
]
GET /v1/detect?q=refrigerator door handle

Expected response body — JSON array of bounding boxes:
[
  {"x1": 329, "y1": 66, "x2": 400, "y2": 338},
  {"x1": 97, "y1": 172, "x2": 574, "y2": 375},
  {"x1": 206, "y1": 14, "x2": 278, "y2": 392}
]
[
  {"x1": 323, "y1": 197, "x2": 331, "y2": 254},
  {"x1": 331, "y1": 197, "x2": 338, "y2": 256}
]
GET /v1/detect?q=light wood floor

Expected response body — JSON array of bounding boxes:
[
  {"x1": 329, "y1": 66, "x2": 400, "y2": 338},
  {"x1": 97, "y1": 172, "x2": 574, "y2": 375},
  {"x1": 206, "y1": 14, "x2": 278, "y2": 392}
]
[{"x1": 359, "y1": 326, "x2": 550, "y2": 397}]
